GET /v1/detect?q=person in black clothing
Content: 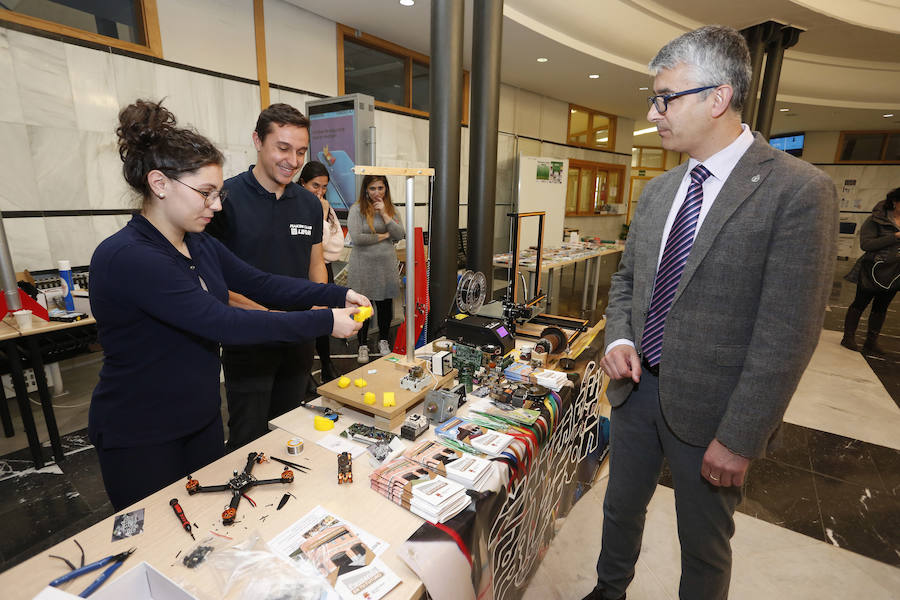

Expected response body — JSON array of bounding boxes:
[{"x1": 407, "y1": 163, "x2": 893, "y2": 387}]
[
  {"x1": 206, "y1": 104, "x2": 328, "y2": 451},
  {"x1": 89, "y1": 100, "x2": 368, "y2": 510},
  {"x1": 299, "y1": 161, "x2": 345, "y2": 383},
  {"x1": 842, "y1": 187, "x2": 900, "y2": 355}
]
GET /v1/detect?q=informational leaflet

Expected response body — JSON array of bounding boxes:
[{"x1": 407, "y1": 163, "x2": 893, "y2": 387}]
[{"x1": 268, "y1": 505, "x2": 400, "y2": 600}]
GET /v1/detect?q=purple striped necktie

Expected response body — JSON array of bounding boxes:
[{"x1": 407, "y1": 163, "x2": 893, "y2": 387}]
[{"x1": 641, "y1": 164, "x2": 712, "y2": 367}]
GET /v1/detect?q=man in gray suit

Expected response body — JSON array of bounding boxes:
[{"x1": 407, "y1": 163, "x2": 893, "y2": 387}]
[{"x1": 582, "y1": 26, "x2": 837, "y2": 600}]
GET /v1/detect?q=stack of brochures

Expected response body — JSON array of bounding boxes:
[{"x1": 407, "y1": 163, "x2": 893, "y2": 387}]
[
  {"x1": 369, "y1": 457, "x2": 471, "y2": 523},
  {"x1": 502, "y1": 362, "x2": 569, "y2": 391},
  {"x1": 402, "y1": 439, "x2": 495, "y2": 492},
  {"x1": 434, "y1": 416, "x2": 514, "y2": 457}
]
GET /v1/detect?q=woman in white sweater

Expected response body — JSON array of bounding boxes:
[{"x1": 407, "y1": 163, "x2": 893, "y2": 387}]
[{"x1": 300, "y1": 161, "x2": 345, "y2": 382}]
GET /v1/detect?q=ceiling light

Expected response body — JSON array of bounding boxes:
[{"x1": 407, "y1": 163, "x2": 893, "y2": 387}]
[
  {"x1": 633, "y1": 127, "x2": 657, "y2": 136},
  {"x1": 639, "y1": 87, "x2": 648, "y2": 91},
  {"x1": 588, "y1": 74, "x2": 600, "y2": 79},
  {"x1": 779, "y1": 108, "x2": 790, "y2": 112},
  {"x1": 536, "y1": 57, "x2": 548, "y2": 63},
  {"x1": 571, "y1": 109, "x2": 576, "y2": 113},
  {"x1": 399, "y1": 0, "x2": 415, "y2": 6},
  {"x1": 884, "y1": 113, "x2": 895, "y2": 118}
]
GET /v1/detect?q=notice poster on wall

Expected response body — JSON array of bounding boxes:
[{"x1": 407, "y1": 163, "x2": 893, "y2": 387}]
[
  {"x1": 536, "y1": 160, "x2": 564, "y2": 183},
  {"x1": 309, "y1": 106, "x2": 358, "y2": 211}
]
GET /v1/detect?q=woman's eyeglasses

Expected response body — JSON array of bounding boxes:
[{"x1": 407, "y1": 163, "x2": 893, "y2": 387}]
[{"x1": 173, "y1": 179, "x2": 228, "y2": 206}]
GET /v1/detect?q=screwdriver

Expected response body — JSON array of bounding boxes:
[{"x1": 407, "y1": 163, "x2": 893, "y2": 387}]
[{"x1": 170, "y1": 498, "x2": 195, "y2": 540}]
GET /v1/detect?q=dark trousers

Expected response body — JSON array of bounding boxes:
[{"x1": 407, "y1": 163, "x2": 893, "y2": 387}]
[
  {"x1": 849, "y1": 285, "x2": 896, "y2": 320},
  {"x1": 315, "y1": 263, "x2": 335, "y2": 366},
  {"x1": 222, "y1": 343, "x2": 313, "y2": 452},
  {"x1": 596, "y1": 371, "x2": 742, "y2": 600},
  {"x1": 96, "y1": 416, "x2": 225, "y2": 511},
  {"x1": 357, "y1": 298, "x2": 393, "y2": 346}
]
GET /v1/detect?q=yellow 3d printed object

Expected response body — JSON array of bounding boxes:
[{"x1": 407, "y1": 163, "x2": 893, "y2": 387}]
[
  {"x1": 363, "y1": 392, "x2": 376, "y2": 405},
  {"x1": 354, "y1": 378, "x2": 367, "y2": 388},
  {"x1": 382, "y1": 392, "x2": 396, "y2": 407},
  {"x1": 314, "y1": 415, "x2": 335, "y2": 431},
  {"x1": 337, "y1": 376, "x2": 351, "y2": 388},
  {"x1": 353, "y1": 306, "x2": 373, "y2": 322}
]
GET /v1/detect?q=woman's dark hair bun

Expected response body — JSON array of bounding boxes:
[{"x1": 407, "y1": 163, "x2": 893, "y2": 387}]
[
  {"x1": 116, "y1": 99, "x2": 177, "y2": 161},
  {"x1": 115, "y1": 99, "x2": 223, "y2": 199}
]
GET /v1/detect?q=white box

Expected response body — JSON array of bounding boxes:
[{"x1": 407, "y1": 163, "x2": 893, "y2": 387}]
[
  {"x1": 431, "y1": 351, "x2": 452, "y2": 376},
  {"x1": 33, "y1": 562, "x2": 198, "y2": 600}
]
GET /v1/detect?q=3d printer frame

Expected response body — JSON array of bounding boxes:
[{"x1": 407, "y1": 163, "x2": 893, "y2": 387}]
[{"x1": 186, "y1": 452, "x2": 293, "y2": 525}]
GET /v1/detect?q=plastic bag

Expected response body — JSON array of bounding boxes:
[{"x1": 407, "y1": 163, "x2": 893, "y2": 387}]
[{"x1": 207, "y1": 531, "x2": 327, "y2": 600}]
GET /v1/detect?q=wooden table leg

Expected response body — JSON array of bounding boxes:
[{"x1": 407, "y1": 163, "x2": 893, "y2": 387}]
[
  {"x1": 25, "y1": 336, "x2": 65, "y2": 464},
  {"x1": 590, "y1": 256, "x2": 602, "y2": 310},
  {"x1": 4, "y1": 339, "x2": 44, "y2": 467}
]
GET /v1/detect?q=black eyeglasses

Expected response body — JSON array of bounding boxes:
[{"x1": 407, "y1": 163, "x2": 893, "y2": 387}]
[
  {"x1": 173, "y1": 178, "x2": 228, "y2": 206},
  {"x1": 647, "y1": 85, "x2": 718, "y2": 114}
]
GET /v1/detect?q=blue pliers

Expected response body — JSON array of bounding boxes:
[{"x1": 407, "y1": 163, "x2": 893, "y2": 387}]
[{"x1": 49, "y1": 547, "x2": 136, "y2": 597}]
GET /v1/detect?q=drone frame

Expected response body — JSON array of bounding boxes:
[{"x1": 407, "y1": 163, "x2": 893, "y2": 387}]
[{"x1": 186, "y1": 452, "x2": 293, "y2": 525}]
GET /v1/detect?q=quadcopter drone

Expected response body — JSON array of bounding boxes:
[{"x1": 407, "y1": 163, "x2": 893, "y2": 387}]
[{"x1": 186, "y1": 452, "x2": 293, "y2": 525}]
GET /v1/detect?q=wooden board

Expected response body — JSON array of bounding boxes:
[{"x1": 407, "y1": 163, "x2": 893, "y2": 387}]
[{"x1": 317, "y1": 353, "x2": 456, "y2": 429}]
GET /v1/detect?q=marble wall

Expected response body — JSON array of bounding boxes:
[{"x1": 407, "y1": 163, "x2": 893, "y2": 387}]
[
  {"x1": 0, "y1": 23, "x2": 636, "y2": 272},
  {"x1": 0, "y1": 26, "x2": 265, "y2": 272}
]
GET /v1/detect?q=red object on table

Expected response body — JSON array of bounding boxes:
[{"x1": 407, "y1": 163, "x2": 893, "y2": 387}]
[{"x1": 393, "y1": 226, "x2": 428, "y2": 354}]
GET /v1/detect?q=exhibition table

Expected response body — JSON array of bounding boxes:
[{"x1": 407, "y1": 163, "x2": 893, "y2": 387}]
[
  {"x1": 493, "y1": 246, "x2": 621, "y2": 312},
  {"x1": 0, "y1": 316, "x2": 97, "y2": 468},
  {"x1": 0, "y1": 333, "x2": 609, "y2": 600},
  {"x1": 0, "y1": 427, "x2": 426, "y2": 600}
]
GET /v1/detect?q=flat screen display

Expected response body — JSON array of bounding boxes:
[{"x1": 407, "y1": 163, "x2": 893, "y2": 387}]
[{"x1": 770, "y1": 133, "x2": 804, "y2": 157}]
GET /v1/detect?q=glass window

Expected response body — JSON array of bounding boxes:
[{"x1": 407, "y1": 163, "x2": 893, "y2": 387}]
[
  {"x1": 631, "y1": 148, "x2": 639, "y2": 168},
  {"x1": 566, "y1": 167, "x2": 580, "y2": 213},
  {"x1": 567, "y1": 104, "x2": 616, "y2": 150},
  {"x1": 6, "y1": 0, "x2": 145, "y2": 43},
  {"x1": 566, "y1": 160, "x2": 626, "y2": 216},
  {"x1": 411, "y1": 61, "x2": 429, "y2": 112},
  {"x1": 578, "y1": 169, "x2": 594, "y2": 214},
  {"x1": 343, "y1": 38, "x2": 405, "y2": 107},
  {"x1": 641, "y1": 148, "x2": 664, "y2": 169}
]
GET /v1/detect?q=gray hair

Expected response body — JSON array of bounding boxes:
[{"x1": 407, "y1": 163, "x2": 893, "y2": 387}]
[{"x1": 649, "y1": 25, "x2": 751, "y2": 113}]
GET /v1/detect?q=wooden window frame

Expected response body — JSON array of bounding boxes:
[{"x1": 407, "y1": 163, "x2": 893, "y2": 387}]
[
  {"x1": 0, "y1": 0, "x2": 162, "y2": 58},
  {"x1": 566, "y1": 103, "x2": 617, "y2": 151},
  {"x1": 834, "y1": 130, "x2": 900, "y2": 164},
  {"x1": 337, "y1": 23, "x2": 469, "y2": 124},
  {"x1": 566, "y1": 159, "x2": 626, "y2": 217}
]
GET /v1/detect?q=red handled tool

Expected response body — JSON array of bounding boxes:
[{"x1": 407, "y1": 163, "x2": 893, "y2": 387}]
[{"x1": 170, "y1": 498, "x2": 195, "y2": 540}]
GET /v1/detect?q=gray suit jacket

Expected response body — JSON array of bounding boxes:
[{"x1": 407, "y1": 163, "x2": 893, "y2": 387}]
[{"x1": 605, "y1": 133, "x2": 838, "y2": 458}]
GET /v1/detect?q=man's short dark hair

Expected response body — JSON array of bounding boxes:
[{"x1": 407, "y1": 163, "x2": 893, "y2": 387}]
[
  {"x1": 254, "y1": 103, "x2": 310, "y2": 141},
  {"x1": 649, "y1": 25, "x2": 752, "y2": 113}
]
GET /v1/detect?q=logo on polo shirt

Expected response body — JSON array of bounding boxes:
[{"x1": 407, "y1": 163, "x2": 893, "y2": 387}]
[{"x1": 290, "y1": 223, "x2": 312, "y2": 236}]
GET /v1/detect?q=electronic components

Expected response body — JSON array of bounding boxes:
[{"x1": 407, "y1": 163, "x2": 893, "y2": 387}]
[
  {"x1": 401, "y1": 413, "x2": 429, "y2": 440},
  {"x1": 342, "y1": 423, "x2": 396, "y2": 445},
  {"x1": 431, "y1": 350, "x2": 453, "y2": 376},
  {"x1": 186, "y1": 452, "x2": 293, "y2": 525},
  {"x1": 400, "y1": 364, "x2": 433, "y2": 392},
  {"x1": 337, "y1": 452, "x2": 353, "y2": 484},
  {"x1": 423, "y1": 389, "x2": 459, "y2": 424}
]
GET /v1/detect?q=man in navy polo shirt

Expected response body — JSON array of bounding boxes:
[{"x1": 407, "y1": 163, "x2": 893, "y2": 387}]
[{"x1": 207, "y1": 103, "x2": 327, "y2": 451}]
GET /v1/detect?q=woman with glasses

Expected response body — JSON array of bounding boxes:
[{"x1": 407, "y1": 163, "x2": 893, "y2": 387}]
[
  {"x1": 89, "y1": 100, "x2": 370, "y2": 510},
  {"x1": 299, "y1": 160, "x2": 345, "y2": 382}
]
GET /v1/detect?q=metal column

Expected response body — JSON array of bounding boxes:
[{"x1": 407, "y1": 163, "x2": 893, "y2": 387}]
[
  {"x1": 467, "y1": 0, "x2": 503, "y2": 280},
  {"x1": 755, "y1": 26, "x2": 802, "y2": 139},
  {"x1": 405, "y1": 176, "x2": 415, "y2": 363},
  {"x1": 427, "y1": 0, "x2": 464, "y2": 339}
]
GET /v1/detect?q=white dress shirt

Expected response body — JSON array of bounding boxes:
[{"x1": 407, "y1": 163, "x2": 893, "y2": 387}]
[{"x1": 606, "y1": 124, "x2": 755, "y2": 354}]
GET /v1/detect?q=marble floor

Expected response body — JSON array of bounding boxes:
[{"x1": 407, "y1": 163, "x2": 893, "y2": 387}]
[{"x1": 1, "y1": 262, "x2": 898, "y2": 599}]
